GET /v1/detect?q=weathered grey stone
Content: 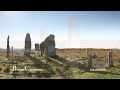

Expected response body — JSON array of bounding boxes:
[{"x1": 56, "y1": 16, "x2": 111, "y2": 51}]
[
  {"x1": 88, "y1": 54, "x2": 92, "y2": 68},
  {"x1": 92, "y1": 53, "x2": 97, "y2": 59},
  {"x1": 40, "y1": 41, "x2": 45, "y2": 56},
  {"x1": 108, "y1": 50, "x2": 113, "y2": 67},
  {"x1": 11, "y1": 46, "x2": 14, "y2": 63},
  {"x1": 24, "y1": 33, "x2": 31, "y2": 56},
  {"x1": 6, "y1": 35, "x2": 10, "y2": 58},
  {"x1": 35, "y1": 43, "x2": 39, "y2": 51},
  {"x1": 86, "y1": 49, "x2": 92, "y2": 68},
  {"x1": 44, "y1": 34, "x2": 56, "y2": 57},
  {"x1": 11, "y1": 46, "x2": 13, "y2": 58}
]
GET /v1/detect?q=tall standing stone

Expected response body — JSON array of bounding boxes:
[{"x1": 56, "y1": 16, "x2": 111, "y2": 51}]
[
  {"x1": 35, "y1": 43, "x2": 39, "y2": 51},
  {"x1": 86, "y1": 48, "x2": 88, "y2": 67},
  {"x1": 11, "y1": 46, "x2": 14, "y2": 63},
  {"x1": 86, "y1": 48, "x2": 88, "y2": 60},
  {"x1": 40, "y1": 41, "x2": 45, "y2": 56},
  {"x1": 11, "y1": 46, "x2": 14, "y2": 64},
  {"x1": 44, "y1": 34, "x2": 56, "y2": 57},
  {"x1": 12, "y1": 46, "x2": 13, "y2": 58},
  {"x1": 86, "y1": 49, "x2": 92, "y2": 68},
  {"x1": 108, "y1": 50, "x2": 113, "y2": 67},
  {"x1": 88, "y1": 54, "x2": 92, "y2": 68},
  {"x1": 24, "y1": 33, "x2": 31, "y2": 56},
  {"x1": 6, "y1": 35, "x2": 10, "y2": 58}
]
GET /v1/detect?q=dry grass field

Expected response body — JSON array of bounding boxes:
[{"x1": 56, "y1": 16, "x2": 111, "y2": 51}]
[{"x1": 0, "y1": 48, "x2": 120, "y2": 79}]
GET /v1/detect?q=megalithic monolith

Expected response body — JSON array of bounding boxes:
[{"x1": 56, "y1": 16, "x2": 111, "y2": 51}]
[
  {"x1": 108, "y1": 50, "x2": 113, "y2": 67},
  {"x1": 6, "y1": 35, "x2": 10, "y2": 58},
  {"x1": 12, "y1": 46, "x2": 13, "y2": 59},
  {"x1": 35, "y1": 43, "x2": 39, "y2": 51},
  {"x1": 24, "y1": 33, "x2": 31, "y2": 56},
  {"x1": 44, "y1": 34, "x2": 56, "y2": 57},
  {"x1": 40, "y1": 41, "x2": 45, "y2": 56}
]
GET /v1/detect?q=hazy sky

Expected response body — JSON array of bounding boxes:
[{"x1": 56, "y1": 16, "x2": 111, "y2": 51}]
[{"x1": 0, "y1": 11, "x2": 120, "y2": 49}]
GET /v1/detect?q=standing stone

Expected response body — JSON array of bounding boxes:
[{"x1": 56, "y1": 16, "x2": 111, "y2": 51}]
[
  {"x1": 6, "y1": 36, "x2": 10, "y2": 58},
  {"x1": 86, "y1": 49, "x2": 88, "y2": 66},
  {"x1": 11, "y1": 46, "x2": 13, "y2": 63},
  {"x1": 24, "y1": 33, "x2": 31, "y2": 56},
  {"x1": 92, "y1": 53, "x2": 97, "y2": 59},
  {"x1": 35, "y1": 43, "x2": 39, "y2": 51},
  {"x1": 12, "y1": 47, "x2": 13, "y2": 58},
  {"x1": 86, "y1": 48, "x2": 88, "y2": 60},
  {"x1": 44, "y1": 34, "x2": 56, "y2": 57},
  {"x1": 108, "y1": 50, "x2": 113, "y2": 67},
  {"x1": 88, "y1": 54, "x2": 92, "y2": 68},
  {"x1": 40, "y1": 41, "x2": 45, "y2": 56},
  {"x1": 86, "y1": 49, "x2": 92, "y2": 68}
]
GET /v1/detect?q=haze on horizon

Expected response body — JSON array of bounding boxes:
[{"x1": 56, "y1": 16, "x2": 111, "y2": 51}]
[{"x1": 0, "y1": 11, "x2": 120, "y2": 49}]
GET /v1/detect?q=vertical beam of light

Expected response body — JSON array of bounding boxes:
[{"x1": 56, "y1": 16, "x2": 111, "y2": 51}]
[{"x1": 68, "y1": 16, "x2": 80, "y2": 48}]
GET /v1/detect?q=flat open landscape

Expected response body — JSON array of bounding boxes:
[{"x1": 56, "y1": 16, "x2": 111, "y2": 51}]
[{"x1": 0, "y1": 48, "x2": 120, "y2": 79}]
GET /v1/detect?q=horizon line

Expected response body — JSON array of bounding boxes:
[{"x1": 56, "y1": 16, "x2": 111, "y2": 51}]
[{"x1": 0, "y1": 47, "x2": 120, "y2": 50}]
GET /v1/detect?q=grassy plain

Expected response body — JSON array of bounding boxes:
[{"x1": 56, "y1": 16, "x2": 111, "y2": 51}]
[{"x1": 0, "y1": 48, "x2": 119, "y2": 79}]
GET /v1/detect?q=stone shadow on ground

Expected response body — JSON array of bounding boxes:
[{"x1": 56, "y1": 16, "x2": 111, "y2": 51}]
[
  {"x1": 51, "y1": 55, "x2": 89, "y2": 71},
  {"x1": 26, "y1": 55, "x2": 90, "y2": 78},
  {"x1": 114, "y1": 59, "x2": 120, "y2": 63},
  {"x1": 26, "y1": 55, "x2": 56, "y2": 78}
]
